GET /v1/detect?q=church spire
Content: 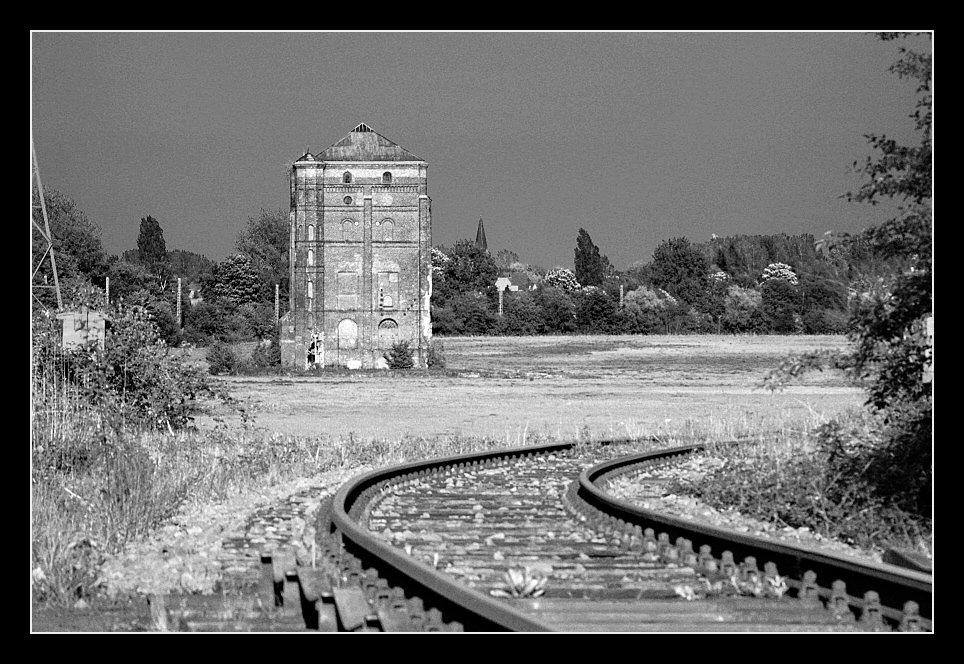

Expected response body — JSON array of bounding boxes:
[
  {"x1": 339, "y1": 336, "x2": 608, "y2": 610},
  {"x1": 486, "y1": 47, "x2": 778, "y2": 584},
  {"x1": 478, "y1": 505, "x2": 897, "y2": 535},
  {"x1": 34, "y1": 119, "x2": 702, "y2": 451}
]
[{"x1": 475, "y1": 217, "x2": 488, "y2": 252}]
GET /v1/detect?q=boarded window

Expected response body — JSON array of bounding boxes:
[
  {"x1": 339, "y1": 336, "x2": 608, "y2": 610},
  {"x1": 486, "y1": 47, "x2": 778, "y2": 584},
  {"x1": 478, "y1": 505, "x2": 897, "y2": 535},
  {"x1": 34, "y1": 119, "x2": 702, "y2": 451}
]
[
  {"x1": 337, "y1": 318, "x2": 357, "y2": 349},
  {"x1": 342, "y1": 220, "x2": 355, "y2": 241},
  {"x1": 379, "y1": 219, "x2": 395, "y2": 241},
  {"x1": 378, "y1": 271, "x2": 399, "y2": 309},
  {"x1": 337, "y1": 272, "x2": 359, "y2": 309}
]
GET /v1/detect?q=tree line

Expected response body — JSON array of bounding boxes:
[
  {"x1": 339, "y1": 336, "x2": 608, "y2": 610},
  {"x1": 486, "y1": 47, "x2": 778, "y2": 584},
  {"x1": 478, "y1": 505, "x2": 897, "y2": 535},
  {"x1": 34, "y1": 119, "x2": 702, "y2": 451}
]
[{"x1": 31, "y1": 199, "x2": 290, "y2": 347}]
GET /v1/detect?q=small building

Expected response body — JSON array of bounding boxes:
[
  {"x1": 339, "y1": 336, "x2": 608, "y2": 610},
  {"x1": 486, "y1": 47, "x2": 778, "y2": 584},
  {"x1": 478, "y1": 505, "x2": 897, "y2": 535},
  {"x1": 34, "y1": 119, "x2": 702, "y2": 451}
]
[
  {"x1": 495, "y1": 272, "x2": 537, "y2": 292},
  {"x1": 56, "y1": 307, "x2": 109, "y2": 352}
]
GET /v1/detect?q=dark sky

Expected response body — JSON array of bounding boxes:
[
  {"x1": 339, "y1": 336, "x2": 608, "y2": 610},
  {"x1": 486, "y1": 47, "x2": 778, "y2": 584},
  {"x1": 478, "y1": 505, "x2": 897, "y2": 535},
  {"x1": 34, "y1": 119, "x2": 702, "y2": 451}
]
[{"x1": 31, "y1": 31, "x2": 929, "y2": 271}]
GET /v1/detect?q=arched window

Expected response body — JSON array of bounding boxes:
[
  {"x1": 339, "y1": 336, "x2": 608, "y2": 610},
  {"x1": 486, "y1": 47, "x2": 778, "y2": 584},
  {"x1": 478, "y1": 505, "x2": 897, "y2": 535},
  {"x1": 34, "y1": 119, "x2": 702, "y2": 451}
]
[
  {"x1": 307, "y1": 279, "x2": 314, "y2": 300},
  {"x1": 343, "y1": 171, "x2": 352, "y2": 184},
  {"x1": 382, "y1": 172, "x2": 392, "y2": 184},
  {"x1": 307, "y1": 225, "x2": 314, "y2": 242},
  {"x1": 307, "y1": 249, "x2": 314, "y2": 267}
]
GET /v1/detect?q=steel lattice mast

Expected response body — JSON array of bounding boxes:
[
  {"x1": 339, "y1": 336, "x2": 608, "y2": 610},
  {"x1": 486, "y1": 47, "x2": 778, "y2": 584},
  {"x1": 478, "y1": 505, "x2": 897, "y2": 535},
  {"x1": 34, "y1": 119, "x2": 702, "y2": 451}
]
[{"x1": 31, "y1": 135, "x2": 62, "y2": 311}]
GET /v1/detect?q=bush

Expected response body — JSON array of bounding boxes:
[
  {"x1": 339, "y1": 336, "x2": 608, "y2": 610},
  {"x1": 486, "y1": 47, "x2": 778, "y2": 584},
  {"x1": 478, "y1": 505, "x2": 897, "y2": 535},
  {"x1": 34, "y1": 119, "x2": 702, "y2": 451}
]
[
  {"x1": 672, "y1": 408, "x2": 931, "y2": 550},
  {"x1": 426, "y1": 339, "x2": 446, "y2": 369},
  {"x1": 206, "y1": 342, "x2": 239, "y2": 375},
  {"x1": 384, "y1": 340, "x2": 415, "y2": 369},
  {"x1": 32, "y1": 305, "x2": 212, "y2": 432},
  {"x1": 249, "y1": 337, "x2": 281, "y2": 368},
  {"x1": 802, "y1": 309, "x2": 849, "y2": 335}
]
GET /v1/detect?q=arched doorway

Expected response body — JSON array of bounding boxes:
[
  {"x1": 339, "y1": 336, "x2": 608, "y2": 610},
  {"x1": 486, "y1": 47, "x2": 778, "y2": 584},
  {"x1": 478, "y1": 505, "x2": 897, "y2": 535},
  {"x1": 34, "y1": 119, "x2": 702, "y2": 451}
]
[{"x1": 377, "y1": 318, "x2": 399, "y2": 350}]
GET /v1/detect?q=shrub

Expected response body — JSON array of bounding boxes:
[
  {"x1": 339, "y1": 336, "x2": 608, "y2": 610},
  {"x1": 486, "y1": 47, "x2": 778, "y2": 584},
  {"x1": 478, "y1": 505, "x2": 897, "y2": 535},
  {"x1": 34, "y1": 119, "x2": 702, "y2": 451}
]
[
  {"x1": 249, "y1": 337, "x2": 281, "y2": 368},
  {"x1": 206, "y1": 342, "x2": 239, "y2": 375},
  {"x1": 384, "y1": 340, "x2": 415, "y2": 369},
  {"x1": 32, "y1": 305, "x2": 212, "y2": 432},
  {"x1": 670, "y1": 417, "x2": 931, "y2": 551},
  {"x1": 426, "y1": 339, "x2": 446, "y2": 369},
  {"x1": 802, "y1": 309, "x2": 849, "y2": 335}
]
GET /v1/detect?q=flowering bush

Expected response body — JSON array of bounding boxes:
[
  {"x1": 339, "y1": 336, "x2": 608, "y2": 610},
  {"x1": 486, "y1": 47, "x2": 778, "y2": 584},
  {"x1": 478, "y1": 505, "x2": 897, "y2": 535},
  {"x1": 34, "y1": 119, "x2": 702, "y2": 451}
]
[
  {"x1": 431, "y1": 247, "x2": 450, "y2": 282},
  {"x1": 624, "y1": 286, "x2": 675, "y2": 311},
  {"x1": 710, "y1": 271, "x2": 730, "y2": 284},
  {"x1": 760, "y1": 262, "x2": 799, "y2": 286},
  {"x1": 543, "y1": 267, "x2": 581, "y2": 292}
]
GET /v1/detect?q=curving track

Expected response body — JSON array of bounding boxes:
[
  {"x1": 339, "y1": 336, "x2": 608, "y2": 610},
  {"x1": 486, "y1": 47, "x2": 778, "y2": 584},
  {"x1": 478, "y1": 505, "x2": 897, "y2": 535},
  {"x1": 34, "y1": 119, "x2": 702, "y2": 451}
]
[{"x1": 148, "y1": 438, "x2": 932, "y2": 632}]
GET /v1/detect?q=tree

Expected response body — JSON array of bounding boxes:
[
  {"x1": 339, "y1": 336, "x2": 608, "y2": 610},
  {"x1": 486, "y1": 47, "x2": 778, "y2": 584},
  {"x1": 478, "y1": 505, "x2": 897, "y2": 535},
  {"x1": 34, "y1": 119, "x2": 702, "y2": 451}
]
[
  {"x1": 535, "y1": 286, "x2": 577, "y2": 333},
  {"x1": 574, "y1": 228, "x2": 605, "y2": 287},
  {"x1": 495, "y1": 249, "x2": 520, "y2": 272},
  {"x1": 576, "y1": 287, "x2": 618, "y2": 333},
  {"x1": 168, "y1": 249, "x2": 214, "y2": 284},
  {"x1": 767, "y1": 33, "x2": 932, "y2": 519},
  {"x1": 106, "y1": 260, "x2": 159, "y2": 303},
  {"x1": 235, "y1": 209, "x2": 289, "y2": 303},
  {"x1": 760, "y1": 279, "x2": 800, "y2": 334},
  {"x1": 497, "y1": 291, "x2": 544, "y2": 335},
  {"x1": 206, "y1": 254, "x2": 262, "y2": 309},
  {"x1": 432, "y1": 240, "x2": 499, "y2": 303},
  {"x1": 844, "y1": 33, "x2": 931, "y2": 207},
  {"x1": 649, "y1": 237, "x2": 710, "y2": 308},
  {"x1": 136, "y1": 215, "x2": 171, "y2": 288},
  {"x1": 31, "y1": 188, "x2": 109, "y2": 288}
]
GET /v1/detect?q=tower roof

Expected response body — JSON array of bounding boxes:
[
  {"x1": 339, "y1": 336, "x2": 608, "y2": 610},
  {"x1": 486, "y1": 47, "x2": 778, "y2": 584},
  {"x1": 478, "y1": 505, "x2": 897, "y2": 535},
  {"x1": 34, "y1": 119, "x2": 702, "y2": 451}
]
[
  {"x1": 315, "y1": 123, "x2": 423, "y2": 162},
  {"x1": 475, "y1": 217, "x2": 488, "y2": 252}
]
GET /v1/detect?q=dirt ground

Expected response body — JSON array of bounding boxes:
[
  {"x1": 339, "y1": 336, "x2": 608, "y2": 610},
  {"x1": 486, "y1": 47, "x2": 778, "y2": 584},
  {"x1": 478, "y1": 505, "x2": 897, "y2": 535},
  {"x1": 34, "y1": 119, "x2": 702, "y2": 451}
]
[{"x1": 196, "y1": 335, "x2": 863, "y2": 442}]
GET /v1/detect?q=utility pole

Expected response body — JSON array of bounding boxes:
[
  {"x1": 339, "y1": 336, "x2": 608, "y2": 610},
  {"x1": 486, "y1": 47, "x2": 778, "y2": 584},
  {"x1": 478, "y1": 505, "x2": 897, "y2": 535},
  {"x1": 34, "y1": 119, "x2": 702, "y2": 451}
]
[
  {"x1": 177, "y1": 278, "x2": 183, "y2": 329},
  {"x1": 275, "y1": 283, "x2": 280, "y2": 325},
  {"x1": 31, "y1": 137, "x2": 62, "y2": 311}
]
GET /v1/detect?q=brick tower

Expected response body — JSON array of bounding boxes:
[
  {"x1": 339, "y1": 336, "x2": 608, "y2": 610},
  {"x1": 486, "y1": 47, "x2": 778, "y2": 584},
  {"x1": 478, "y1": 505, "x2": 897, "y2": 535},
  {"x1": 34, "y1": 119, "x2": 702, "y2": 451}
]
[{"x1": 280, "y1": 123, "x2": 432, "y2": 369}]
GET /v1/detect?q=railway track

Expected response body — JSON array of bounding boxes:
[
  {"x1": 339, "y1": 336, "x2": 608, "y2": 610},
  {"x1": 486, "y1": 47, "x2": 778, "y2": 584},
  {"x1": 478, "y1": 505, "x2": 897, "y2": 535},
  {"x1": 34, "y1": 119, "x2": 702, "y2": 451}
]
[{"x1": 150, "y1": 438, "x2": 932, "y2": 632}]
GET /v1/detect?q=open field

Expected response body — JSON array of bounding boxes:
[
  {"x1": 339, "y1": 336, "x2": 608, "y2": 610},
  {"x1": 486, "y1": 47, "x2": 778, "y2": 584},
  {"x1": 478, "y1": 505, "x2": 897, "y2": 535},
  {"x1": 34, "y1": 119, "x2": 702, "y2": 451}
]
[{"x1": 195, "y1": 335, "x2": 863, "y2": 443}]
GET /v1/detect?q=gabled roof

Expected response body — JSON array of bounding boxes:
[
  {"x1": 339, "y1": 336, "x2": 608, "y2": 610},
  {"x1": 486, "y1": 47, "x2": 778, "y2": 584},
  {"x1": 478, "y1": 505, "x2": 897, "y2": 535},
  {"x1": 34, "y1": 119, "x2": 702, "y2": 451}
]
[{"x1": 315, "y1": 123, "x2": 423, "y2": 162}]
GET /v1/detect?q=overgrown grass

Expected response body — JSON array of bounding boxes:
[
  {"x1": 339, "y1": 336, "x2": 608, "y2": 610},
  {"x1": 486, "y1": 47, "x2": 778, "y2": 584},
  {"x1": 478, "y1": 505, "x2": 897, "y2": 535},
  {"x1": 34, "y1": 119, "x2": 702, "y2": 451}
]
[
  {"x1": 666, "y1": 408, "x2": 932, "y2": 556},
  {"x1": 31, "y1": 366, "x2": 557, "y2": 606}
]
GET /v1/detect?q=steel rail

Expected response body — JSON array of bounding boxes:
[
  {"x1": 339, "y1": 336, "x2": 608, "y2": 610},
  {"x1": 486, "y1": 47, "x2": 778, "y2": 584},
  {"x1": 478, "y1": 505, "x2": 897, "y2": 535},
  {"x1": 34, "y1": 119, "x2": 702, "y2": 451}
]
[
  {"x1": 575, "y1": 444, "x2": 933, "y2": 625},
  {"x1": 328, "y1": 440, "x2": 584, "y2": 631},
  {"x1": 326, "y1": 438, "x2": 931, "y2": 631}
]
